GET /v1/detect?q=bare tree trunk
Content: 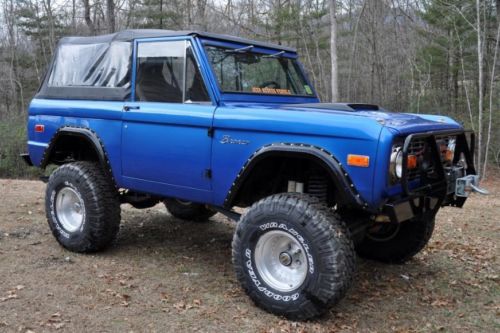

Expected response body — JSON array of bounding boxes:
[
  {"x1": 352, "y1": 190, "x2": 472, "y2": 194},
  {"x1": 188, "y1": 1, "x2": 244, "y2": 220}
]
[
  {"x1": 186, "y1": 0, "x2": 192, "y2": 29},
  {"x1": 82, "y1": 0, "x2": 95, "y2": 34},
  {"x1": 497, "y1": 0, "x2": 500, "y2": 23},
  {"x1": 196, "y1": 0, "x2": 207, "y2": 30},
  {"x1": 476, "y1": 0, "x2": 484, "y2": 178},
  {"x1": 330, "y1": 0, "x2": 339, "y2": 101},
  {"x1": 107, "y1": 0, "x2": 115, "y2": 33},
  {"x1": 72, "y1": 0, "x2": 76, "y2": 33},
  {"x1": 159, "y1": 0, "x2": 163, "y2": 28},
  {"x1": 483, "y1": 22, "x2": 500, "y2": 178},
  {"x1": 4, "y1": 0, "x2": 17, "y2": 113},
  {"x1": 347, "y1": 0, "x2": 366, "y2": 101},
  {"x1": 41, "y1": 0, "x2": 55, "y2": 52},
  {"x1": 454, "y1": 21, "x2": 474, "y2": 131}
]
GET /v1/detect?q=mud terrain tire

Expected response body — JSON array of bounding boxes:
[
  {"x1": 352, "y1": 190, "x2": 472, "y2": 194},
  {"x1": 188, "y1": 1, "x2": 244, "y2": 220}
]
[
  {"x1": 232, "y1": 193, "x2": 355, "y2": 320},
  {"x1": 356, "y1": 216, "x2": 435, "y2": 263},
  {"x1": 164, "y1": 198, "x2": 216, "y2": 222},
  {"x1": 45, "y1": 162, "x2": 121, "y2": 252}
]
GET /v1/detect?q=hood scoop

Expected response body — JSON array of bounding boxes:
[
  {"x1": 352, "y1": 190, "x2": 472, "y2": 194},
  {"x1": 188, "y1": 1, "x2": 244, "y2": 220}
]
[{"x1": 285, "y1": 103, "x2": 383, "y2": 112}]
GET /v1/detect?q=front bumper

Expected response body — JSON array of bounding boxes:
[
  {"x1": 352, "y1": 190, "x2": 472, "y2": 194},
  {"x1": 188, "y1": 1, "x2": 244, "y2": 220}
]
[{"x1": 383, "y1": 129, "x2": 479, "y2": 223}]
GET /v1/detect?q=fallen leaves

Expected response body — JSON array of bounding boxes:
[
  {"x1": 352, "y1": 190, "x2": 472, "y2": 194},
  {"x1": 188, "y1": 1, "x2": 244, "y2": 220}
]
[
  {"x1": 41, "y1": 312, "x2": 67, "y2": 330},
  {"x1": 172, "y1": 299, "x2": 203, "y2": 312},
  {"x1": 0, "y1": 178, "x2": 499, "y2": 332},
  {"x1": 430, "y1": 298, "x2": 451, "y2": 308},
  {"x1": 173, "y1": 301, "x2": 186, "y2": 311},
  {"x1": 101, "y1": 288, "x2": 133, "y2": 307},
  {"x1": 0, "y1": 285, "x2": 24, "y2": 302}
]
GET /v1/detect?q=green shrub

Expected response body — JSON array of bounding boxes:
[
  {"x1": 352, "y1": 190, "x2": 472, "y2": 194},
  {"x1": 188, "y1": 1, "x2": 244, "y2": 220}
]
[{"x1": 0, "y1": 116, "x2": 41, "y2": 179}]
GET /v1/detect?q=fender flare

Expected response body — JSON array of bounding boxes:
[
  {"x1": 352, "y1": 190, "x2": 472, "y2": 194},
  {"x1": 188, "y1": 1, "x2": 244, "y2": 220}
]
[
  {"x1": 40, "y1": 127, "x2": 109, "y2": 171},
  {"x1": 223, "y1": 143, "x2": 369, "y2": 209}
]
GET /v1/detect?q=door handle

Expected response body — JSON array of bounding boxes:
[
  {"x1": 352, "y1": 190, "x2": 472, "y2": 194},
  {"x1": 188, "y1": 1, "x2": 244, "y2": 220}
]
[{"x1": 123, "y1": 105, "x2": 140, "y2": 111}]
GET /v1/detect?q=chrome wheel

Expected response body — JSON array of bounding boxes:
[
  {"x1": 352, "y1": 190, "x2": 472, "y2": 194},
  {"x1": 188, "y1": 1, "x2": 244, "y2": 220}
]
[
  {"x1": 254, "y1": 230, "x2": 308, "y2": 292},
  {"x1": 55, "y1": 186, "x2": 85, "y2": 233}
]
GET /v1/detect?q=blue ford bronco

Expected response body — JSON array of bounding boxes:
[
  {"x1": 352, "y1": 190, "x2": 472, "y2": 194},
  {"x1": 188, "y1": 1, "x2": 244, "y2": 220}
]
[{"x1": 22, "y1": 30, "x2": 487, "y2": 320}]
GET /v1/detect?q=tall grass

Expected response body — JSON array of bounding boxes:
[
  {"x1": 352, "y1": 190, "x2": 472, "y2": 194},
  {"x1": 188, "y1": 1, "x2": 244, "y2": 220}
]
[{"x1": 0, "y1": 116, "x2": 41, "y2": 179}]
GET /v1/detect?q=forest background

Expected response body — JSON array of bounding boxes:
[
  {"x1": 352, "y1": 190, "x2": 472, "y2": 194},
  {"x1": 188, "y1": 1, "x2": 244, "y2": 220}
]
[{"x1": 0, "y1": 0, "x2": 498, "y2": 179}]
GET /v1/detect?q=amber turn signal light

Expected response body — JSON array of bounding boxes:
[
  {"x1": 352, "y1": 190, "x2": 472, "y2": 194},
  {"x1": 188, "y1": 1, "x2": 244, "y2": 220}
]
[
  {"x1": 347, "y1": 154, "x2": 370, "y2": 167},
  {"x1": 407, "y1": 154, "x2": 417, "y2": 169}
]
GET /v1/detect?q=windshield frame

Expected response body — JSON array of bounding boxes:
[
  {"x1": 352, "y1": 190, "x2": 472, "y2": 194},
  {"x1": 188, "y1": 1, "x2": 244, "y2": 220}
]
[{"x1": 200, "y1": 39, "x2": 319, "y2": 102}]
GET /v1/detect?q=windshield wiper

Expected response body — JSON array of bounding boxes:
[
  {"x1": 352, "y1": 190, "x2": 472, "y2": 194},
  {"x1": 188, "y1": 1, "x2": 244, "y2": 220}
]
[
  {"x1": 213, "y1": 45, "x2": 255, "y2": 65},
  {"x1": 263, "y1": 50, "x2": 285, "y2": 58},
  {"x1": 224, "y1": 45, "x2": 254, "y2": 53}
]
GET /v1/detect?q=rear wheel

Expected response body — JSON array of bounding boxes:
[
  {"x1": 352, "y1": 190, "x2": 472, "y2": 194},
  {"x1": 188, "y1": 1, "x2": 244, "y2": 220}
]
[
  {"x1": 45, "y1": 162, "x2": 121, "y2": 253},
  {"x1": 356, "y1": 215, "x2": 435, "y2": 263},
  {"x1": 232, "y1": 193, "x2": 355, "y2": 320},
  {"x1": 164, "y1": 198, "x2": 216, "y2": 222}
]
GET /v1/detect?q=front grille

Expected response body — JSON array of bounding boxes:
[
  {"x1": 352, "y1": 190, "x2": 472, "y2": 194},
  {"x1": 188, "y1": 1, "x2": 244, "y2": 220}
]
[{"x1": 406, "y1": 134, "x2": 456, "y2": 181}]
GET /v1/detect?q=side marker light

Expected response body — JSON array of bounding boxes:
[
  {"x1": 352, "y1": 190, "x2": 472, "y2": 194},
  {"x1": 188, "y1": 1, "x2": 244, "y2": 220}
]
[{"x1": 347, "y1": 154, "x2": 370, "y2": 168}]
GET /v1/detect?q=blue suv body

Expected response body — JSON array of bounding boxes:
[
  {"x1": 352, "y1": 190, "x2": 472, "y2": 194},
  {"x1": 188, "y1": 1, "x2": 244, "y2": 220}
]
[{"x1": 24, "y1": 30, "x2": 481, "y2": 320}]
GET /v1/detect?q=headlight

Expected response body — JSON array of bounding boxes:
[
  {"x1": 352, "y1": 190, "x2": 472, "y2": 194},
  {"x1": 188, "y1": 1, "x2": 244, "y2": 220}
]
[{"x1": 390, "y1": 147, "x2": 403, "y2": 179}]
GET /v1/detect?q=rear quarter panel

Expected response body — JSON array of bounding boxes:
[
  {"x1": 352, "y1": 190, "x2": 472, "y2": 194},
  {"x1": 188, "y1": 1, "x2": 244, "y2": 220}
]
[{"x1": 27, "y1": 99, "x2": 124, "y2": 185}]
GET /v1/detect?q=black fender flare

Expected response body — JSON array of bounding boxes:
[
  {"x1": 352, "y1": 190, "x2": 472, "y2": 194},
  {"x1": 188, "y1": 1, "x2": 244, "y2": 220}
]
[
  {"x1": 223, "y1": 143, "x2": 369, "y2": 210},
  {"x1": 40, "y1": 127, "x2": 109, "y2": 171}
]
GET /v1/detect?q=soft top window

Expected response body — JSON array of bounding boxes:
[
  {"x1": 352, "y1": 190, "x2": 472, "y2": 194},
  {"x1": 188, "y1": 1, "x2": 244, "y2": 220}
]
[
  {"x1": 48, "y1": 42, "x2": 132, "y2": 88},
  {"x1": 135, "y1": 40, "x2": 209, "y2": 103}
]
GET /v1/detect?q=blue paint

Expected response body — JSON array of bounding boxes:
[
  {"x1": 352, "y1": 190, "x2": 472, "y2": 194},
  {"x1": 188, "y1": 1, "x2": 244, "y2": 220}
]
[{"x1": 26, "y1": 32, "x2": 464, "y2": 210}]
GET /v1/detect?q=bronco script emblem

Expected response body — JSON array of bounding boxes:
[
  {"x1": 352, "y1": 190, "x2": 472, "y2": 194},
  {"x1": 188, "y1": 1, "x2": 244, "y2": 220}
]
[{"x1": 220, "y1": 135, "x2": 250, "y2": 145}]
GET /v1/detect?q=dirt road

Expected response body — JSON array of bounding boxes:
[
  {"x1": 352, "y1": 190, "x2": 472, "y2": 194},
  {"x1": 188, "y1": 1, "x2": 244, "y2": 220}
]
[{"x1": 0, "y1": 178, "x2": 498, "y2": 332}]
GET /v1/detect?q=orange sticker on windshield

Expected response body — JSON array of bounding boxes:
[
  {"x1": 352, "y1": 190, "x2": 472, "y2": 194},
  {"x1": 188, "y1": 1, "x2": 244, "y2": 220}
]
[{"x1": 252, "y1": 87, "x2": 291, "y2": 95}]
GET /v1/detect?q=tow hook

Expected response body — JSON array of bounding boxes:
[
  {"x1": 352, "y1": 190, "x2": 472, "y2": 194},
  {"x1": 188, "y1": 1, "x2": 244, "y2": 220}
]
[{"x1": 455, "y1": 175, "x2": 489, "y2": 197}]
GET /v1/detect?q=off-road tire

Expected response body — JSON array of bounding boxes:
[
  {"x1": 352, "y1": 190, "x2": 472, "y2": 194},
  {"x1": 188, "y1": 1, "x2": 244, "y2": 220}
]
[
  {"x1": 164, "y1": 198, "x2": 216, "y2": 222},
  {"x1": 129, "y1": 198, "x2": 160, "y2": 209},
  {"x1": 130, "y1": 199, "x2": 159, "y2": 209},
  {"x1": 232, "y1": 193, "x2": 356, "y2": 320},
  {"x1": 45, "y1": 162, "x2": 121, "y2": 252},
  {"x1": 356, "y1": 216, "x2": 435, "y2": 263}
]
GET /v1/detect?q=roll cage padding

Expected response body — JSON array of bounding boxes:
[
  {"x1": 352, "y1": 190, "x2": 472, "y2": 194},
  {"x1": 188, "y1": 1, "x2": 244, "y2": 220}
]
[
  {"x1": 223, "y1": 143, "x2": 369, "y2": 210},
  {"x1": 41, "y1": 127, "x2": 109, "y2": 171}
]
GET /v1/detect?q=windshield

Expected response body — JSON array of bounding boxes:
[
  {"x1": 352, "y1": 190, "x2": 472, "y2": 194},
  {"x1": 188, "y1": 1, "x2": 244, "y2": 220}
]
[{"x1": 205, "y1": 45, "x2": 315, "y2": 97}]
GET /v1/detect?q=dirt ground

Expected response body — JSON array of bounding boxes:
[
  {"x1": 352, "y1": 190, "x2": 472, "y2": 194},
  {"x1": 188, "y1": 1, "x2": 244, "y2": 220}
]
[{"x1": 0, "y1": 176, "x2": 498, "y2": 333}]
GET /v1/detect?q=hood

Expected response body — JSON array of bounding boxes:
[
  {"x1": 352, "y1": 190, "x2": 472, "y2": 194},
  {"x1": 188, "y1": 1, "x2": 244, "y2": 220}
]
[{"x1": 281, "y1": 103, "x2": 463, "y2": 135}]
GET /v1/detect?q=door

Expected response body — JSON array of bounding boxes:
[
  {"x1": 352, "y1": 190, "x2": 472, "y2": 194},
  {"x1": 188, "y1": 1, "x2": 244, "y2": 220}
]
[{"x1": 121, "y1": 38, "x2": 215, "y2": 199}]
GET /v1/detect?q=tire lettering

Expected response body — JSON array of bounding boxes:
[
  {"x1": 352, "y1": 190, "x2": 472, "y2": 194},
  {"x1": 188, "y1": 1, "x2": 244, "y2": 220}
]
[
  {"x1": 50, "y1": 189, "x2": 69, "y2": 239},
  {"x1": 244, "y1": 248, "x2": 299, "y2": 302}
]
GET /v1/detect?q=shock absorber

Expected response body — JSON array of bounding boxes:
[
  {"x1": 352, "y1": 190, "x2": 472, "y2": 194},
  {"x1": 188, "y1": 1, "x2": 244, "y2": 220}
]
[{"x1": 307, "y1": 174, "x2": 328, "y2": 202}]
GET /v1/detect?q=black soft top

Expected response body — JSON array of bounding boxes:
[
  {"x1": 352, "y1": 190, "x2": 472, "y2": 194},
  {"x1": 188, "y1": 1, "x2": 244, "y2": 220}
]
[
  {"x1": 36, "y1": 29, "x2": 296, "y2": 101},
  {"x1": 59, "y1": 29, "x2": 296, "y2": 52}
]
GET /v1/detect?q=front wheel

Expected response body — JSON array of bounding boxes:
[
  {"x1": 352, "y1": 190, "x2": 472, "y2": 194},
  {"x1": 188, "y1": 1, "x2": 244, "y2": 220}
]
[
  {"x1": 232, "y1": 193, "x2": 355, "y2": 320},
  {"x1": 164, "y1": 198, "x2": 216, "y2": 222},
  {"x1": 355, "y1": 215, "x2": 435, "y2": 263}
]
